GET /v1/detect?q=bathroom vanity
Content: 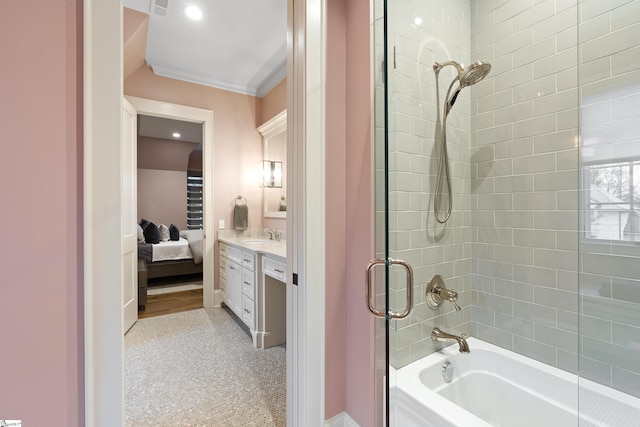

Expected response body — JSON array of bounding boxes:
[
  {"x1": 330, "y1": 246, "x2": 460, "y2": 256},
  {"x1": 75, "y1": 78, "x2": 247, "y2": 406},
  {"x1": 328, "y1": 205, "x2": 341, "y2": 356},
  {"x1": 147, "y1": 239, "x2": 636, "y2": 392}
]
[{"x1": 218, "y1": 233, "x2": 286, "y2": 348}]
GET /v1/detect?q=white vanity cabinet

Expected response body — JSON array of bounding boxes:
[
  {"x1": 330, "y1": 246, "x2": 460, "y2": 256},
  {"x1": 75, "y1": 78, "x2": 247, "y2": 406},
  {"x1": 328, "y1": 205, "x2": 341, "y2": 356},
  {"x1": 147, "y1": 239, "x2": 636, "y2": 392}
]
[
  {"x1": 219, "y1": 242, "x2": 256, "y2": 330},
  {"x1": 218, "y1": 236, "x2": 286, "y2": 349},
  {"x1": 258, "y1": 255, "x2": 287, "y2": 348},
  {"x1": 240, "y1": 251, "x2": 256, "y2": 329}
]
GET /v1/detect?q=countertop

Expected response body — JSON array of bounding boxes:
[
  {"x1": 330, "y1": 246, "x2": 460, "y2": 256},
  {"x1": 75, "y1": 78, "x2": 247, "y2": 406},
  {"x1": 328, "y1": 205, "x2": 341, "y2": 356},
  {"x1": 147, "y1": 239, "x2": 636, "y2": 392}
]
[{"x1": 218, "y1": 235, "x2": 286, "y2": 262}]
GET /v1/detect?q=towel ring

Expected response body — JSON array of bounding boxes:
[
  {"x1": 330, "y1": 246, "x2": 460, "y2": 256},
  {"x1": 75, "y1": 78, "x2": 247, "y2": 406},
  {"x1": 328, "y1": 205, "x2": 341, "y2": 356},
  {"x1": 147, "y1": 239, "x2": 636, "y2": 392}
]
[{"x1": 235, "y1": 195, "x2": 247, "y2": 205}]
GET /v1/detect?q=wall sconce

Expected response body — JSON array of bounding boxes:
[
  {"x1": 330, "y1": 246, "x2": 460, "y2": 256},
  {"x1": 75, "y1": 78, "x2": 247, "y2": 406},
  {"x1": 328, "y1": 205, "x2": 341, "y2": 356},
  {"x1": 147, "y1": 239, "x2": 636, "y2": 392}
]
[{"x1": 261, "y1": 160, "x2": 282, "y2": 188}]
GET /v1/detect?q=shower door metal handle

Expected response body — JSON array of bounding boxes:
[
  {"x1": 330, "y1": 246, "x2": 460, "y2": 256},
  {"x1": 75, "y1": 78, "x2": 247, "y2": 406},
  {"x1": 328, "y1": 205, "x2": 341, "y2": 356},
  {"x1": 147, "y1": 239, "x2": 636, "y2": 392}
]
[{"x1": 366, "y1": 258, "x2": 414, "y2": 319}]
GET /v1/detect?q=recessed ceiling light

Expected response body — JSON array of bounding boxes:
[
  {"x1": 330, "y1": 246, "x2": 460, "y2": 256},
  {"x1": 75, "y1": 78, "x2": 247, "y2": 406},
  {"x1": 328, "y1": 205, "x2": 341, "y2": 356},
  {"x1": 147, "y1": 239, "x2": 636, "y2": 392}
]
[
  {"x1": 183, "y1": 5, "x2": 203, "y2": 20},
  {"x1": 414, "y1": 16, "x2": 423, "y2": 26},
  {"x1": 172, "y1": 132, "x2": 181, "y2": 138}
]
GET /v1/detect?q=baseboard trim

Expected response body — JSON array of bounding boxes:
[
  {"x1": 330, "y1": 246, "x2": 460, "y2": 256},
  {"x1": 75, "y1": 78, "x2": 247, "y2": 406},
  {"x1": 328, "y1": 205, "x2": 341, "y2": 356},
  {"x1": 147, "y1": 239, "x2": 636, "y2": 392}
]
[
  {"x1": 213, "y1": 289, "x2": 222, "y2": 307},
  {"x1": 325, "y1": 412, "x2": 360, "y2": 427}
]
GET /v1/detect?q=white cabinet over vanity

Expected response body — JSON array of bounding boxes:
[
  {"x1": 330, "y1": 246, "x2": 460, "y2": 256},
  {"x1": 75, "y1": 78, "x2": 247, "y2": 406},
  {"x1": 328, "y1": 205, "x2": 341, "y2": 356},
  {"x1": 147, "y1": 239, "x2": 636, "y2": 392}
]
[{"x1": 218, "y1": 231, "x2": 286, "y2": 349}]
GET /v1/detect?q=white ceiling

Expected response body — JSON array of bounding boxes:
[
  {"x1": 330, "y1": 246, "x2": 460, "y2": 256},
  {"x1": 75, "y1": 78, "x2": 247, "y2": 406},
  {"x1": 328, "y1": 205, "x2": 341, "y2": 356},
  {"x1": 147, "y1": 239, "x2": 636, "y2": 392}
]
[{"x1": 124, "y1": 0, "x2": 287, "y2": 97}]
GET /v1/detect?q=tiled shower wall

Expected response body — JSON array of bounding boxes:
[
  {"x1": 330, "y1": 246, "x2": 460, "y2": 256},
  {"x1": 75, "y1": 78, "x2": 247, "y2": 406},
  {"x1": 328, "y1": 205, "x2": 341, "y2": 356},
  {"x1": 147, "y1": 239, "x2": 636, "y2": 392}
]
[
  {"x1": 386, "y1": 0, "x2": 640, "y2": 398},
  {"x1": 469, "y1": 0, "x2": 640, "y2": 398},
  {"x1": 468, "y1": 0, "x2": 581, "y2": 371}
]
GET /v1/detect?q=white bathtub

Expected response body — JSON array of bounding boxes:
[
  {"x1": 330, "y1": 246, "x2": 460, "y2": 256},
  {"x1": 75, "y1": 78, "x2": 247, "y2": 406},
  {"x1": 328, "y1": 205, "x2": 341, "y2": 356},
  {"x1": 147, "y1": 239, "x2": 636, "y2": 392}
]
[{"x1": 390, "y1": 338, "x2": 640, "y2": 427}]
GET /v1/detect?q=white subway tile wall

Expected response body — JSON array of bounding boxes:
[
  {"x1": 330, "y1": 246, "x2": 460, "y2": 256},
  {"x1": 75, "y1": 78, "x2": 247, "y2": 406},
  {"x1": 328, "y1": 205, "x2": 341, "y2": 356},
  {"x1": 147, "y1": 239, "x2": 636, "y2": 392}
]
[{"x1": 379, "y1": 0, "x2": 640, "y2": 400}]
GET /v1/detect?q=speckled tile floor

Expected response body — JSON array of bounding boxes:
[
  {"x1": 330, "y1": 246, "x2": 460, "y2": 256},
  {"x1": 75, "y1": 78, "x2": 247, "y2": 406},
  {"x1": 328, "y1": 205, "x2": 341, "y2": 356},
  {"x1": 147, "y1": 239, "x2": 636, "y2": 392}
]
[{"x1": 125, "y1": 308, "x2": 285, "y2": 426}]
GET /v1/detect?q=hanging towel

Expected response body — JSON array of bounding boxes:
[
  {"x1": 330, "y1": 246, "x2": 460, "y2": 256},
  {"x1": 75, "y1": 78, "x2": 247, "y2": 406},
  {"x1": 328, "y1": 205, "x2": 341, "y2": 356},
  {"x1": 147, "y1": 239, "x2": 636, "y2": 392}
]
[{"x1": 234, "y1": 203, "x2": 248, "y2": 231}]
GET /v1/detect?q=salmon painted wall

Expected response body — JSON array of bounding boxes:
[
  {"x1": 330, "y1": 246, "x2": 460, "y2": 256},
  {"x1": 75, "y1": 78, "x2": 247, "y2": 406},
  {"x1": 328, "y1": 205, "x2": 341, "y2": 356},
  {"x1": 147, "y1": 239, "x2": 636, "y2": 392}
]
[
  {"x1": 0, "y1": 0, "x2": 84, "y2": 425},
  {"x1": 345, "y1": 0, "x2": 375, "y2": 424},
  {"x1": 258, "y1": 78, "x2": 287, "y2": 128},
  {"x1": 325, "y1": 0, "x2": 348, "y2": 420}
]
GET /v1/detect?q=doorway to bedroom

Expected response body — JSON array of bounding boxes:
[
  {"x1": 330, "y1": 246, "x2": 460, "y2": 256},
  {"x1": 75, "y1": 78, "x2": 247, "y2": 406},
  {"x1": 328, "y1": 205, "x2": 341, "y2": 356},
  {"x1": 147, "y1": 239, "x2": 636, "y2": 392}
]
[{"x1": 136, "y1": 114, "x2": 205, "y2": 318}]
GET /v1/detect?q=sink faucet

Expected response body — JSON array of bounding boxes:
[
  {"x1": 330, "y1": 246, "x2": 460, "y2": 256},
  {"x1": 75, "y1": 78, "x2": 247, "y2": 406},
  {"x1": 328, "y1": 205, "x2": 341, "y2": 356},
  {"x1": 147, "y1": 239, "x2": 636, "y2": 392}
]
[
  {"x1": 265, "y1": 228, "x2": 279, "y2": 241},
  {"x1": 432, "y1": 327, "x2": 470, "y2": 353}
]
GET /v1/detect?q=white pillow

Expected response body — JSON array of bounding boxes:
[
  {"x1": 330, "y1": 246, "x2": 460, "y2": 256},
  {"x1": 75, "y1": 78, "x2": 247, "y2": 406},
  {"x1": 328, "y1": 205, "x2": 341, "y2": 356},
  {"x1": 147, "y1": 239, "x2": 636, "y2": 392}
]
[
  {"x1": 137, "y1": 224, "x2": 145, "y2": 243},
  {"x1": 158, "y1": 224, "x2": 170, "y2": 242}
]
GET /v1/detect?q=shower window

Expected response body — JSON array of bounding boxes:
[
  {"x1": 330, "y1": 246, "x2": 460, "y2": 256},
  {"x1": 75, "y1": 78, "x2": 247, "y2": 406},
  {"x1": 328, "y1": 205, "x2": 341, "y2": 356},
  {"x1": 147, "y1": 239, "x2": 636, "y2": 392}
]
[{"x1": 584, "y1": 160, "x2": 640, "y2": 242}]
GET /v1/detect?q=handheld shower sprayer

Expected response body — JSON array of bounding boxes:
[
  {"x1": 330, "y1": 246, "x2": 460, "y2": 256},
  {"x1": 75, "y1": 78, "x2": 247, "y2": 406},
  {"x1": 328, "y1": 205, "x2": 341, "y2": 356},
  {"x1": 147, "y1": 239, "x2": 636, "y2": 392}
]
[{"x1": 433, "y1": 60, "x2": 491, "y2": 223}]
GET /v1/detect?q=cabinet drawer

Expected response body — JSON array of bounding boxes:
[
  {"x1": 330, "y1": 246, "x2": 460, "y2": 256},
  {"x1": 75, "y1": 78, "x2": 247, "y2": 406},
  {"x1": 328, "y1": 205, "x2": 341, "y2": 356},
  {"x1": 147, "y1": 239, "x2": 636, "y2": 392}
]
[
  {"x1": 219, "y1": 242, "x2": 229, "y2": 258},
  {"x1": 219, "y1": 276, "x2": 227, "y2": 291},
  {"x1": 263, "y1": 256, "x2": 286, "y2": 282},
  {"x1": 224, "y1": 244, "x2": 242, "y2": 264},
  {"x1": 242, "y1": 269, "x2": 255, "y2": 300},
  {"x1": 241, "y1": 251, "x2": 255, "y2": 271},
  {"x1": 219, "y1": 256, "x2": 228, "y2": 279},
  {"x1": 227, "y1": 260, "x2": 241, "y2": 275},
  {"x1": 242, "y1": 295, "x2": 255, "y2": 329}
]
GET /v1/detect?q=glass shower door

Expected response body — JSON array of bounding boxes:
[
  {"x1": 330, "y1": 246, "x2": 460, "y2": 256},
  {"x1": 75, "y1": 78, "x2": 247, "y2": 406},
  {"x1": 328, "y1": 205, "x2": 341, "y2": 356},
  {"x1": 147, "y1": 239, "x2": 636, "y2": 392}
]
[
  {"x1": 372, "y1": 0, "x2": 640, "y2": 426},
  {"x1": 370, "y1": 0, "x2": 475, "y2": 425}
]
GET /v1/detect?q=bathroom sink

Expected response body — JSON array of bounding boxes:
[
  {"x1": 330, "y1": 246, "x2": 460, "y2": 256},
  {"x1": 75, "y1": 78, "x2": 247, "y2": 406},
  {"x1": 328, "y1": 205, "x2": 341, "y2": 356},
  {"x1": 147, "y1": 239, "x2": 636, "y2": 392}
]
[{"x1": 240, "y1": 239, "x2": 270, "y2": 244}]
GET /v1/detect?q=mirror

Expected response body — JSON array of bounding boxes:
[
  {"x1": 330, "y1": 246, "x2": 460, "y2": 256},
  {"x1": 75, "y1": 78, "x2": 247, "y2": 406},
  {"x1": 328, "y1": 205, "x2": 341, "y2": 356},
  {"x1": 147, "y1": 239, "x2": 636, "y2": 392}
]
[{"x1": 257, "y1": 110, "x2": 287, "y2": 218}]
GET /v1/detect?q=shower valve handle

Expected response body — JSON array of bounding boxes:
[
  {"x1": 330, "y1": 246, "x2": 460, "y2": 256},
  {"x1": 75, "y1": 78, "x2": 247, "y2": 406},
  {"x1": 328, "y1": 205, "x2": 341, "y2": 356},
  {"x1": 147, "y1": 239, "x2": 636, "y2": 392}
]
[{"x1": 426, "y1": 275, "x2": 461, "y2": 312}]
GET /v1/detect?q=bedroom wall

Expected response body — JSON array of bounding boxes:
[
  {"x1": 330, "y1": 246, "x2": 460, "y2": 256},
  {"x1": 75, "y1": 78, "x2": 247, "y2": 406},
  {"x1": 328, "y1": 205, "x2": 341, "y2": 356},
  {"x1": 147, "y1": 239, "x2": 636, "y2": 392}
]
[
  {"x1": 137, "y1": 135, "x2": 198, "y2": 230},
  {"x1": 138, "y1": 170, "x2": 188, "y2": 230},
  {"x1": 0, "y1": 0, "x2": 83, "y2": 425}
]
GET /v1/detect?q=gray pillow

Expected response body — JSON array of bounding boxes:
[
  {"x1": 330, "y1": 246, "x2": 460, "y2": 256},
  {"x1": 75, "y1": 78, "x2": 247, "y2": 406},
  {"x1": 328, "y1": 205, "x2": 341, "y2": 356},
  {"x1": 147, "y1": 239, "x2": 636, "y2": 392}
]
[{"x1": 158, "y1": 224, "x2": 170, "y2": 242}]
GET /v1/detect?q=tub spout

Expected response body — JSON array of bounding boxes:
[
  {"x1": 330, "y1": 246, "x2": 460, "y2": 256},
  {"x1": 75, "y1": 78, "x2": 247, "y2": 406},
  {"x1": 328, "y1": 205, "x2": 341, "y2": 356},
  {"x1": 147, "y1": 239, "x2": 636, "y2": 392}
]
[{"x1": 431, "y1": 327, "x2": 470, "y2": 353}]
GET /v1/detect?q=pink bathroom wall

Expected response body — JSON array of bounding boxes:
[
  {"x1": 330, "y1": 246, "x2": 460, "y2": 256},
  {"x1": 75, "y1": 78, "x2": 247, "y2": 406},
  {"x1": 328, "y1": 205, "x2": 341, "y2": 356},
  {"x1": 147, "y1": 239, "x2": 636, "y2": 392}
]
[
  {"x1": 123, "y1": 8, "x2": 148, "y2": 79},
  {"x1": 0, "y1": 0, "x2": 83, "y2": 425},
  {"x1": 257, "y1": 78, "x2": 287, "y2": 128},
  {"x1": 324, "y1": 0, "x2": 348, "y2": 419},
  {"x1": 344, "y1": 0, "x2": 376, "y2": 424}
]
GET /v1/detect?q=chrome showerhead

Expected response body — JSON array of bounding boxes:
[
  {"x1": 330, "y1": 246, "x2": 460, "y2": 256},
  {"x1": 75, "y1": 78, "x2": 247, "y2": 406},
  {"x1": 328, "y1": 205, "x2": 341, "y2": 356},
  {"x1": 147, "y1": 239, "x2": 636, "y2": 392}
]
[
  {"x1": 459, "y1": 60, "x2": 491, "y2": 87},
  {"x1": 433, "y1": 60, "x2": 491, "y2": 87},
  {"x1": 434, "y1": 59, "x2": 492, "y2": 110}
]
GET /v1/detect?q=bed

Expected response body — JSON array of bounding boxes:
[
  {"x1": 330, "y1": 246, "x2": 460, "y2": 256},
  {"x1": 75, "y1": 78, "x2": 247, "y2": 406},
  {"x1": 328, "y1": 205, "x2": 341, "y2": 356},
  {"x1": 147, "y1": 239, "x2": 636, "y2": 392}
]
[{"x1": 137, "y1": 229, "x2": 203, "y2": 309}]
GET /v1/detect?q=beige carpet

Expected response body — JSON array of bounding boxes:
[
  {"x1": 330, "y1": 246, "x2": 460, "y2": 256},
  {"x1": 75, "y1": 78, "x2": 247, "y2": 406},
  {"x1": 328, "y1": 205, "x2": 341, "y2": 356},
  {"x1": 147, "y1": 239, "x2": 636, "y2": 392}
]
[{"x1": 125, "y1": 308, "x2": 286, "y2": 426}]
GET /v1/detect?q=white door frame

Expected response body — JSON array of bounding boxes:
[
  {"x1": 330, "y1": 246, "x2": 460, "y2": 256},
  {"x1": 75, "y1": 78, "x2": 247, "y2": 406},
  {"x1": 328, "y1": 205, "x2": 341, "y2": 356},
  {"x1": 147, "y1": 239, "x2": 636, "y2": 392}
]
[
  {"x1": 84, "y1": 1, "x2": 326, "y2": 426},
  {"x1": 125, "y1": 96, "x2": 215, "y2": 310},
  {"x1": 288, "y1": 0, "x2": 326, "y2": 425},
  {"x1": 122, "y1": 97, "x2": 139, "y2": 334}
]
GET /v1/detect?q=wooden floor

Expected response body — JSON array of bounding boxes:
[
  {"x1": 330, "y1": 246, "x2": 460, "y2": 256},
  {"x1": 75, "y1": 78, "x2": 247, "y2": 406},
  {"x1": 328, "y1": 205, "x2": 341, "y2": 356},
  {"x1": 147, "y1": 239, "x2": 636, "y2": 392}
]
[{"x1": 138, "y1": 289, "x2": 203, "y2": 319}]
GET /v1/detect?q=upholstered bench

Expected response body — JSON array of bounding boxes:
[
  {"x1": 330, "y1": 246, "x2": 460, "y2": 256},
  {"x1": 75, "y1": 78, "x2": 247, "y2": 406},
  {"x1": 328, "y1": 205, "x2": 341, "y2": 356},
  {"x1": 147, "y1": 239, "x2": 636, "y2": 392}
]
[{"x1": 137, "y1": 258, "x2": 147, "y2": 310}]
